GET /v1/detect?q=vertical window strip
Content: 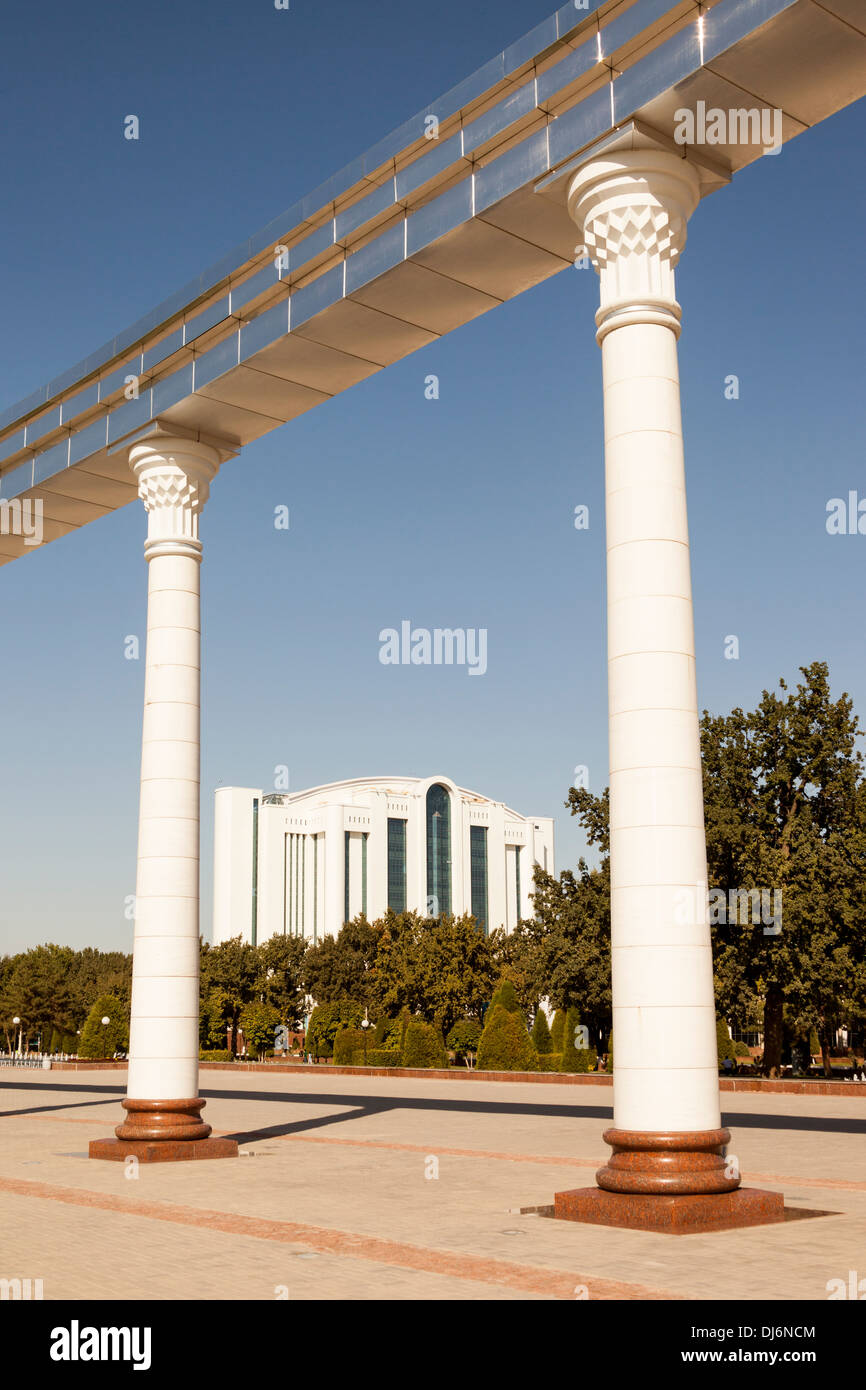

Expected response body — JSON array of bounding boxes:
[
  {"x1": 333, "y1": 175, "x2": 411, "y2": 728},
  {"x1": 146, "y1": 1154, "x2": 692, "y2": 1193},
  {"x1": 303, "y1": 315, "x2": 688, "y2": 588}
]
[
  {"x1": 251, "y1": 798, "x2": 259, "y2": 948},
  {"x1": 344, "y1": 831, "x2": 350, "y2": 923},
  {"x1": 361, "y1": 832, "x2": 368, "y2": 917}
]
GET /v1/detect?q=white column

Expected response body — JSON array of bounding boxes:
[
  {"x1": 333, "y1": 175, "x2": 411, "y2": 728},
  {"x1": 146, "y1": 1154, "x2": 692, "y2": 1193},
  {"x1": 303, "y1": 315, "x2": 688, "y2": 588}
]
[
  {"x1": 126, "y1": 434, "x2": 222, "y2": 1102},
  {"x1": 568, "y1": 149, "x2": 719, "y2": 1134}
]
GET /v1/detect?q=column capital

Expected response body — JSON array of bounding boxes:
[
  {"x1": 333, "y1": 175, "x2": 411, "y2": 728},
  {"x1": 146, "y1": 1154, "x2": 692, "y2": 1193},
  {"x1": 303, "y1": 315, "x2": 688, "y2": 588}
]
[
  {"x1": 129, "y1": 434, "x2": 222, "y2": 563},
  {"x1": 567, "y1": 149, "x2": 701, "y2": 343}
]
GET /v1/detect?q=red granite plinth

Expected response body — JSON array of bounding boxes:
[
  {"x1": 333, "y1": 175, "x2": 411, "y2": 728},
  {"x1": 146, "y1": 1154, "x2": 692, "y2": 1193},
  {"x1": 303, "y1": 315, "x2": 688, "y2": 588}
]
[
  {"x1": 90, "y1": 1096, "x2": 238, "y2": 1163},
  {"x1": 597, "y1": 1127, "x2": 739, "y2": 1195},
  {"x1": 89, "y1": 1135, "x2": 238, "y2": 1162},
  {"x1": 554, "y1": 1185, "x2": 786, "y2": 1233}
]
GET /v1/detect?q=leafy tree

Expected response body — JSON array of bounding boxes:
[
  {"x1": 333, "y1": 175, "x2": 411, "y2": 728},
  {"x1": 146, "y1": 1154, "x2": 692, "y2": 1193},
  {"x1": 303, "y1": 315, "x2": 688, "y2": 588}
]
[
  {"x1": 200, "y1": 937, "x2": 258, "y2": 1054},
  {"x1": 446, "y1": 1018, "x2": 482, "y2": 1059},
  {"x1": 530, "y1": 1008, "x2": 552, "y2": 1054},
  {"x1": 703, "y1": 663, "x2": 866, "y2": 1075},
  {"x1": 305, "y1": 1000, "x2": 364, "y2": 1058},
  {"x1": 78, "y1": 994, "x2": 128, "y2": 1059},
  {"x1": 371, "y1": 911, "x2": 496, "y2": 1036},
  {"x1": 476, "y1": 1004, "x2": 538, "y2": 1072},
  {"x1": 255, "y1": 935, "x2": 307, "y2": 1030},
  {"x1": 239, "y1": 999, "x2": 281, "y2": 1059},
  {"x1": 1, "y1": 945, "x2": 78, "y2": 1045},
  {"x1": 303, "y1": 917, "x2": 379, "y2": 1008}
]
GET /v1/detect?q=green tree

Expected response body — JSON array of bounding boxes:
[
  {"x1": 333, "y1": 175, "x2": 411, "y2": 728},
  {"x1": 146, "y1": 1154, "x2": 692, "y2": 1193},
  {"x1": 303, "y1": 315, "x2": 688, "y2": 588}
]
[
  {"x1": 530, "y1": 1008, "x2": 552, "y2": 1054},
  {"x1": 702, "y1": 663, "x2": 866, "y2": 1076},
  {"x1": 238, "y1": 999, "x2": 281, "y2": 1059},
  {"x1": 2, "y1": 945, "x2": 78, "y2": 1046},
  {"x1": 78, "y1": 994, "x2": 128, "y2": 1059},
  {"x1": 255, "y1": 935, "x2": 307, "y2": 1030},
  {"x1": 371, "y1": 911, "x2": 497, "y2": 1036},
  {"x1": 303, "y1": 917, "x2": 379, "y2": 1008},
  {"x1": 550, "y1": 1009, "x2": 566, "y2": 1052},
  {"x1": 200, "y1": 937, "x2": 258, "y2": 1053}
]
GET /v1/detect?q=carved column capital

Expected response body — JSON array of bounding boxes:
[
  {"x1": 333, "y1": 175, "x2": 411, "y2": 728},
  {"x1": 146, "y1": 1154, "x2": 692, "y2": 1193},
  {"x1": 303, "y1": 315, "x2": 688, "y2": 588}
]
[
  {"x1": 129, "y1": 436, "x2": 221, "y2": 562},
  {"x1": 567, "y1": 149, "x2": 701, "y2": 342}
]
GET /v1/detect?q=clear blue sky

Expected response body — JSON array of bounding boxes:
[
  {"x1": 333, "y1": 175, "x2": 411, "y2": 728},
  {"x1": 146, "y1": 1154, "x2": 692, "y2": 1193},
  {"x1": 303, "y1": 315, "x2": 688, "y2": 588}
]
[{"x1": 1, "y1": 0, "x2": 864, "y2": 955}]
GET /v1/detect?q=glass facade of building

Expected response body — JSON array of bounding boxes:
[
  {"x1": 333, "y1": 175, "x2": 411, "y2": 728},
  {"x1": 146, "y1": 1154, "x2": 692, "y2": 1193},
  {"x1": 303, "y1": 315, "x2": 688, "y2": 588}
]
[
  {"x1": 470, "y1": 825, "x2": 488, "y2": 934},
  {"x1": 426, "y1": 783, "x2": 451, "y2": 917},
  {"x1": 387, "y1": 818, "x2": 407, "y2": 913}
]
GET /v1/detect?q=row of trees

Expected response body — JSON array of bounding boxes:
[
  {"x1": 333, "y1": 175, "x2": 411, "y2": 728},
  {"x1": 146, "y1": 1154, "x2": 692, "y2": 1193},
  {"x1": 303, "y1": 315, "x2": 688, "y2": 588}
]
[
  {"x1": 0, "y1": 946, "x2": 132, "y2": 1054},
  {"x1": 3, "y1": 664, "x2": 863, "y2": 1077}
]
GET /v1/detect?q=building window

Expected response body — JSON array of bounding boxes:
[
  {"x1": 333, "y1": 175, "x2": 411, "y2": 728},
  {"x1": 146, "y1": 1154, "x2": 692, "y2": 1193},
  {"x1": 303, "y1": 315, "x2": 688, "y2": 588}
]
[
  {"x1": 251, "y1": 798, "x2": 259, "y2": 947},
  {"x1": 515, "y1": 844, "x2": 521, "y2": 924},
  {"x1": 344, "y1": 831, "x2": 350, "y2": 924},
  {"x1": 426, "y1": 783, "x2": 451, "y2": 917},
  {"x1": 361, "y1": 832, "x2": 368, "y2": 917},
  {"x1": 387, "y1": 818, "x2": 407, "y2": 913},
  {"x1": 313, "y1": 835, "x2": 318, "y2": 945},
  {"x1": 470, "y1": 825, "x2": 488, "y2": 935}
]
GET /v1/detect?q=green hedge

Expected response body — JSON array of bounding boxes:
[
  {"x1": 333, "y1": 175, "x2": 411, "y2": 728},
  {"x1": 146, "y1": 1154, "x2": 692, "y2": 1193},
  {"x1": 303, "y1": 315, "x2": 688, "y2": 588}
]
[
  {"x1": 200, "y1": 1049, "x2": 233, "y2": 1062},
  {"x1": 333, "y1": 1028, "x2": 368, "y2": 1065},
  {"x1": 350, "y1": 1048, "x2": 402, "y2": 1068}
]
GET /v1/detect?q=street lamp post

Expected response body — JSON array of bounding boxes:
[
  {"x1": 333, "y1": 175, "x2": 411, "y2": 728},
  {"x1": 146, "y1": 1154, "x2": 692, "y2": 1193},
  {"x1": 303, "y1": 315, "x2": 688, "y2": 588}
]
[
  {"x1": 12, "y1": 1017, "x2": 21, "y2": 1059},
  {"x1": 101, "y1": 1016, "x2": 111, "y2": 1062}
]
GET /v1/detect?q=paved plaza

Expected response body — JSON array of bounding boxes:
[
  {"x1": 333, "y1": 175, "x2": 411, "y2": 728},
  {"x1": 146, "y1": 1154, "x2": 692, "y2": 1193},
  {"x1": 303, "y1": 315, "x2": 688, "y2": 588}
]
[{"x1": 0, "y1": 1068, "x2": 863, "y2": 1302}]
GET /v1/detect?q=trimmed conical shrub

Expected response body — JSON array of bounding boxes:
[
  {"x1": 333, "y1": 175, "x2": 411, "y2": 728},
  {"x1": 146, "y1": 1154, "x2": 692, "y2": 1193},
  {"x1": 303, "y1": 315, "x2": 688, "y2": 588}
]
[
  {"x1": 477, "y1": 1004, "x2": 538, "y2": 1072},
  {"x1": 530, "y1": 1008, "x2": 552, "y2": 1054},
  {"x1": 78, "y1": 994, "x2": 129, "y2": 1059},
  {"x1": 550, "y1": 1010, "x2": 566, "y2": 1052},
  {"x1": 489, "y1": 979, "x2": 521, "y2": 1016},
  {"x1": 716, "y1": 1018, "x2": 736, "y2": 1064},
  {"x1": 560, "y1": 1006, "x2": 597, "y2": 1073}
]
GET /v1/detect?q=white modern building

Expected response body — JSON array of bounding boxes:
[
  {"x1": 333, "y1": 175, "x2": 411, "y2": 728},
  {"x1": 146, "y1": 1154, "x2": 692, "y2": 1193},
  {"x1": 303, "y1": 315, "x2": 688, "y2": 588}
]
[{"x1": 213, "y1": 775, "x2": 554, "y2": 945}]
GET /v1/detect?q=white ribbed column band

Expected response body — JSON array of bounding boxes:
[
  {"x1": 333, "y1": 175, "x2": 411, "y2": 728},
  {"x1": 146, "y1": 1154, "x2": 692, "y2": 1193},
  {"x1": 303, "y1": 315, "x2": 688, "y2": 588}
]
[
  {"x1": 126, "y1": 436, "x2": 221, "y2": 1101},
  {"x1": 568, "y1": 150, "x2": 720, "y2": 1133}
]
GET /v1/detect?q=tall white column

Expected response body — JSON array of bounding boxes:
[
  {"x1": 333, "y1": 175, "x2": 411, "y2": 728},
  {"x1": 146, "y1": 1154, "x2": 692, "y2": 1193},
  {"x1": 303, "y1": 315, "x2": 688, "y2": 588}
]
[
  {"x1": 126, "y1": 435, "x2": 220, "y2": 1102},
  {"x1": 568, "y1": 149, "x2": 719, "y2": 1135},
  {"x1": 556, "y1": 146, "x2": 785, "y2": 1228},
  {"x1": 92, "y1": 432, "x2": 238, "y2": 1161}
]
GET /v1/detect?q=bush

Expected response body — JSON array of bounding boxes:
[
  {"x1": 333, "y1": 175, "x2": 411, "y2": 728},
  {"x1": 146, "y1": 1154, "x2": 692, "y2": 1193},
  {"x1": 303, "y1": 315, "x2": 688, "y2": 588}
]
[
  {"x1": 606, "y1": 1031, "x2": 613, "y2": 1071},
  {"x1": 402, "y1": 1020, "x2": 448, "y2": 1068},
  {"x1": 447, "y1": 1018, "x2": 482, "y2": 1058},
  {"x1": 476, "y1": 1004, "x2": 538, "y2": 1072},
  {"x1": 733, "y1": 1040, "x2": 751, "y2": 1058},
  {"x1": 716, "y1": 1018, "x2": 736, "y2": 1064},
  {"x1": 333, "y1": 1028, "x2": 368, "y2": 1065},
  {"x1": 536, "y1": 1052, "x2": 562, "y2": 1072},
  {"x1": 550, "y1": 1010, "x2": 566, "y2": 1052},
  {"x1": 530, "y1": 1009, "x2": 552, "y2": 1054},
  {"x1": 200, "y1": 1049, "x2": 233, "y2": 1062}
]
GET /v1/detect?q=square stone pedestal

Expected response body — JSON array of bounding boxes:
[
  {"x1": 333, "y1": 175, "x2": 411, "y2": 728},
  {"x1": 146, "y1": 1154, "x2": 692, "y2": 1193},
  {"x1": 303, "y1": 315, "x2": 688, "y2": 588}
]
[
  {"x1": 89, "y1": 1137, "x2": 238, "y2": 1163},
  {"x1": 554, "y1": 1186, "x2": 785, "y2": 1234}
]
